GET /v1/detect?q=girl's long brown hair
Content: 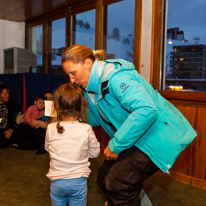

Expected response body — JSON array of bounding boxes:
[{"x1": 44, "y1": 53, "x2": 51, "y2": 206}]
[{"x1": 53, "y1": 83, "x2": 88, "y2": 134}]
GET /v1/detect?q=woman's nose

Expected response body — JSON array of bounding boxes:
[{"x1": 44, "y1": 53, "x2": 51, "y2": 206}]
[{"x1": 70, "y1": 77, "x2": 76, "y2": 83}]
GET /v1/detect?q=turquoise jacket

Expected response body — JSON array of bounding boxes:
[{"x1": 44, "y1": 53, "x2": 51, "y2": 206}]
[{"x1": 84, "y1": 59, "x2": 197, "y2": 173}]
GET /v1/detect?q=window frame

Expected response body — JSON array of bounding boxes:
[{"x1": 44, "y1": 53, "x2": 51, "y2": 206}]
[
  {"x1": 26, "y1": 19, "x2": 45, "y2": 72},
  {"x1": 102, "y1": 0, "x2": 141, "y2": 67},
  {"x1": 69, "y1": 1, "x2": 97, "y2": 49},
  {"x1": 47, "y1": 14, "x2": 67, "y2": 78},
  {"x1": 151, "y1": 0, "x2": 206, "y2": 101},
  {"x1": 25, "y1": 0, "x2": 142, "y2": 82},
  {"x1": 26, "y1": 9, "x2": 68, "y2": 74}
]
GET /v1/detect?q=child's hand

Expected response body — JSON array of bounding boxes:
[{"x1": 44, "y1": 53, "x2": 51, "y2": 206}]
[
  {"x1": 35, "y1": 125, "x2": 40, "y2": 129},
  {"x1": 30, "y1": 119, "x2": 39, "y2": 127}
]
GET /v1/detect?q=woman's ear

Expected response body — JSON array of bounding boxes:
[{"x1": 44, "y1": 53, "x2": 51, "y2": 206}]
[{"x1": 84, "y1": 59, "x2": 93, "y2": 70}]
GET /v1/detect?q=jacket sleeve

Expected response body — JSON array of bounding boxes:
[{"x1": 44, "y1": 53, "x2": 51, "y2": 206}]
[
  {"x1": 108, "y1": 72, "x2": 158, "y2": 154},
  {"x1": 88, "y1": 126, "x2": 100, "y2": 158}
]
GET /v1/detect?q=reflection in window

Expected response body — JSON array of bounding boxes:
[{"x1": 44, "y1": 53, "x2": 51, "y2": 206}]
[
  {"x1": 163, "y1": 0, "x2": 206, "y2": 92},
  {"x1": 72, "y1": 10, "x2": 95, "y2": 50},
  {"x1": 103, "y1": 0, "x2": 135, "y2": 61},
  {"x1": 28, "y1": 24, "x2": 43, "y2": 73},
  {"x1": 48, "y1": 18, "x2": 66, "y2": 84}
]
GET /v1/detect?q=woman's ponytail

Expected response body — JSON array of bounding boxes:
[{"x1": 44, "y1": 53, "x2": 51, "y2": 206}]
[{"x1": 93, "y1": 50, "x2": 106, "y2": 61}]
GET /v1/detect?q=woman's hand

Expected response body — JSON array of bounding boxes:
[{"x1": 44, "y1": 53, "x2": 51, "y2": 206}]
[
  {"x1": 3, "y1": 129, "x2": 13, "y2": 139},
  {"x1": 104, "y1": 145, "x2": 119, "y2": 161}
]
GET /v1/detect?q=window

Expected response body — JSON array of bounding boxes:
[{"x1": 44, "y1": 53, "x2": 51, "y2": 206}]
[
  {"x1": 47, "y1": 18, "x2": 66, "y2": 84},
  {"x1": 162, "y1": 0, "x2": 206, "y2": 92},
  {"x1": 25, "y1": 1, "x2": 141, "y2": 83},
  {"x1": 72, "y1": 10, "x2": 95, "y2": 50},
  {"x1": 28, "y1": 24, "x2": 43, "y2": 73},
  {"x1": 103, "y1": 0, "x2": 135, "y2": 61}
]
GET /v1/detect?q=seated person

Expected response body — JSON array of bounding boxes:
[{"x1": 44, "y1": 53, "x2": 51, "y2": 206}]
[
  {"x1": 16, "y1": 90, "x2": 54, "y2": 126},
  {"x1": 16, "y1": 91, "x2": 55, "y2": 155},
  {"x1": 30, "y1": 90, "x2": 55, "y2": 129},
  {"x1": 43, "y1": 91, "x2": 53, "y2": 101},
  {"x1": 29, "y1": 91, "x2": 56, "y2": 154},
  {"x1": 11, "y1": 94, "x2": 46, "y2": 150},
  {"x1": 37, "y1": 90, "x2": 54, "y2": 124},
  {"x1": 0, "y1": 83, "x2": 20, "y2": 148}
]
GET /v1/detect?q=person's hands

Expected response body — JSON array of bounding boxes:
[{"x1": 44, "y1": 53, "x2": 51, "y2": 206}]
[
  {"x1": 35, "y1": 125, "x2": 40, "y2": 129},
  {"x1": 30, "y1": 119, "x2": 40, "y2": 128},
  {"x1": 3, "y1": 129, "x2": 13, "y2": 139},
  {"x1": 104, "y1": 145, "x2": 119, "y2": 161}
]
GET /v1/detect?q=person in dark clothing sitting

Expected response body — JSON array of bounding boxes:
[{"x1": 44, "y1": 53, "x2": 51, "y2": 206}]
[{"x1": 0, "y1": 82, "x2": 20, "y2": 148}]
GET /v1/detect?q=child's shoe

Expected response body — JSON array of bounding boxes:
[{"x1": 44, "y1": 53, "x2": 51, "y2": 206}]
[{"x1": 11, "y1": 144, "x2": 18, "y2": 150}]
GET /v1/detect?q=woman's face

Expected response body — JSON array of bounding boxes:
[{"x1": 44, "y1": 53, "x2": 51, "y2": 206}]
[
  {"x1": 62, "y1": 59, "x2": 93, "y2": 89},
  {"x1": 0, "y1": 89, "x2": 10, "y2": 103}
]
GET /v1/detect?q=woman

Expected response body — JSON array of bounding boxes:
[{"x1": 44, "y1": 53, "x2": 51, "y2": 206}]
[
  {"x1": 0, "y1": 83, "x2": 20, "y2": 148},
  {"x1": 61, "y1": 44, "x2": 197, "y2": 206},
  {"x1": 43, "y1": 91, "x2": 53, "y2": 101}
]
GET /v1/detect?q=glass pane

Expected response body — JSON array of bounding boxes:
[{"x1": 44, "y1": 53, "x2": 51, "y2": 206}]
[
  {"x1": 163, "y1": 0, "x2": 206, "y2": 92},
  {"x1": 28, "y1": 24, "x2": 43, "y2": 73},
  {"x1": 48, "y1": 18, "x2": 66, "y2": 84},
  {"x1": 103, "y1": 0, "x2": 135, "y2": 61},
  {"x1": 72, "y1": 10, "x2": 95, "y2": 50}
]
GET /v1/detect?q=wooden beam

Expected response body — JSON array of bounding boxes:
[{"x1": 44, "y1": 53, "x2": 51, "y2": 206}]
[
  {"x1": 133, "y1": 0, "x2": 142, "y2": 73},
  {"x1": 150, "y1": 0, "x2": 163, "y2": 89},
  {"x1": 69, "y1": 0, "x2": 96, "y2": 15},
  {"x1": 95, "y1": 0, "x2": 104, "y2": 49},
  {"x1": 160, "y1": 90, "x2": 206, "y2": 102},
  {"x1": 66, "y1": 8, "x2": 70, "y2": 49},
  {"x1": 103, "y1": 0, "x2": 123, "y2": 6},
  {"x1": 42, "y1": 17, "x2": 48, "y2": 74}
]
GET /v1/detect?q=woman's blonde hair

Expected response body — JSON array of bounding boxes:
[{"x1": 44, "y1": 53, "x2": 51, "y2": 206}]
[
  {"x1": 53, "y1": 83, "x2": 88, "y2": 134},
  {"x1": 61, "y1": 44, "x2": 106, "y2": 64}
]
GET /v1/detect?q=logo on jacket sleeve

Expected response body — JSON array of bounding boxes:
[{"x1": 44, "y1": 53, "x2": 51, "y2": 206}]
[{"x1": 120, "y1": 83, "x2": 130, "y2": 93}]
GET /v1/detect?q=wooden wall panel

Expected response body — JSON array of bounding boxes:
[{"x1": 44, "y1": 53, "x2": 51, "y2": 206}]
[
  {"x1": 169, "y1": 106, "x2": 197, "y2": 176},
  {"x1": 169, "y1": 104, "x2": 206, "y2": 182},
  {"x1": 192, "y1": 108, "x2": 206, "y2": 180},
  {"x1": 155, "y1": 97, "x2": 206, "y2": 190}
]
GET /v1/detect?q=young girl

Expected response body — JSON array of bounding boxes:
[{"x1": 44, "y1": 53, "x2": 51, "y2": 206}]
[{"x1": 45, "y1": 83, "x2": 100, "y2": 206}]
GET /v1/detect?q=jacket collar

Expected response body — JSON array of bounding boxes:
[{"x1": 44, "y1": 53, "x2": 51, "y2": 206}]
[
  {"x1": 85, "y1": 59, "x2": 135, "y2": 96},
  {"x1": 85, "y1": 60, "x2": 100, "y2": 94}
]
